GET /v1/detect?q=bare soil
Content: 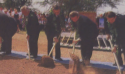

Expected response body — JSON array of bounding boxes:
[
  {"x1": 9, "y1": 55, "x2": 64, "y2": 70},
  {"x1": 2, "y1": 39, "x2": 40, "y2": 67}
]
[{"x1": 0, "y1": 31, "x2": 124, "y2": 74}]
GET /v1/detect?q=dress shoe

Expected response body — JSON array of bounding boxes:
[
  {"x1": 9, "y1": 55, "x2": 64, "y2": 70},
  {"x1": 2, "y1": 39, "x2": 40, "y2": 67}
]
[
  {"x1": 113, "y1": 63, "x2": 123, "y2": 66},
  {"x1": 55, "y1": 57, "x2": 63, "y2": 61},
  {"x1": 0, "y1": 52, "x2": 11, "y2": 56},
  {"x1": 84, "y1": 59, "x2": 91, "y2": 67}
]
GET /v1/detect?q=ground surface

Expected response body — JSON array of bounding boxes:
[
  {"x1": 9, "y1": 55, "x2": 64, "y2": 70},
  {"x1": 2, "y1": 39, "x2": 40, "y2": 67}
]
[{"x1": 0, "y1": 31, "x2": 124, "y2": 74}]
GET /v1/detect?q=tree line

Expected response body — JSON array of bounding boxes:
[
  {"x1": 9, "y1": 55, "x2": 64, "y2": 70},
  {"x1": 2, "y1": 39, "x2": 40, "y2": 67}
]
[{"x1": 0, "y1": 0, "x2": 120, "y2": 14}]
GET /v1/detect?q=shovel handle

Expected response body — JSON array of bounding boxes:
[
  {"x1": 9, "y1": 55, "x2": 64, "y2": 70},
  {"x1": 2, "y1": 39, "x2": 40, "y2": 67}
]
[
  {"x1": 27, "y1": 39, "x2": 30, "y2": 60},
  {"x1": 49, "y1": 33, "x2": 61, "y2": 56},
  {"x1": 108, "y1": 39, "x2": 122, "y2": 74},
  {"x1": 66, "y1": 32, "x2": 73, "y2": 44},
  {"x1": 72, "y1": 31, "x2": 76, "y2": 54},
  {"x1": 61, "y1": 35, "x2": 66, "y2": 42}
]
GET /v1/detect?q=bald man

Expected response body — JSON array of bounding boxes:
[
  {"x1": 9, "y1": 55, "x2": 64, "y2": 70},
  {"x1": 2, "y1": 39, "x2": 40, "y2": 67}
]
[{"x1": 21, "y1": 6, "x2": 40, "y2": 59}]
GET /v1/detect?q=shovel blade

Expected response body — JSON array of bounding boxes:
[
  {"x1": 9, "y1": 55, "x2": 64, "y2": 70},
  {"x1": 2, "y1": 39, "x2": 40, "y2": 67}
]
[{"x1": 69, "y1": 53, "x2": 80, "y2": 74}]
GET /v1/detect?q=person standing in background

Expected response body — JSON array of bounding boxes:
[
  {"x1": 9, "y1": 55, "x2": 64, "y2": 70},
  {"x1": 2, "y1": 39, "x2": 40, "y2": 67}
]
[
  {"x1": 8, "y1": 8, "x2": 13, "y2": 16},
  {"x1": 40, "y1": 13, "x2": 46, "y2": 31},
  {"x1": 13, "y1": 8, "x2": 20, "y2": 32}
]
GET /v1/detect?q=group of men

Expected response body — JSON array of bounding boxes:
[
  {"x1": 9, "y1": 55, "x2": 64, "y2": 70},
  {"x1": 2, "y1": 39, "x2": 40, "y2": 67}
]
[
  {"x1": 0, "y1": 4, "x2": 124, "y2": 66},
  {"x1": 19, "y1": 5, "x2": 99, "y2": 66}
]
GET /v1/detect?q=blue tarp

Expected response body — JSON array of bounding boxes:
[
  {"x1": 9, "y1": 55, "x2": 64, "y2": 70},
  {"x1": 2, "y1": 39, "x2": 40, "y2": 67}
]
[{"x1": 0, "y1": 51, "x2": 124, "y2": 71}]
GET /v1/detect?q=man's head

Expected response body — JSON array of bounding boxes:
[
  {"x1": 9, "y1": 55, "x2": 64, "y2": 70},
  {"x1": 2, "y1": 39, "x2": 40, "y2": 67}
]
[
  {"x1": 4, "y1": 8, "x2": 8, "y2": 14},
  {"x1": 20, "y1": 6, "x2": 30, "y2": 16},
  {"x1": 14, "y1": 8, "x2": 18, "y2": 13},
  {"x1": 69, "y1": 11, "x2": 79, "y2": 22},
  {"x1": 99, "y1": 14, "x2": 103, "y2": 17},
  {"x1": 46, "y1": 14, "x2": 49, "y2": 17},
  {"x1": 52, "y1": 4, "x2": 60, "y2": 16},
  {"x1": 105, "y1": 11, "x2": 116, "y2": 24},
  {"x1": 10, "y1": 8, "x2": 12, "y2": 11},
  {"x1": 42, "y1": 13, "x2": 46, "y2": 18}
]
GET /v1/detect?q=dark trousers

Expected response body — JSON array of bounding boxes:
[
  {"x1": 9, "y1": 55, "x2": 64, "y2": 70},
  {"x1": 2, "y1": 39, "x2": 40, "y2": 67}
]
[
  {"x1": 28, "y1": 31, "x2": 40, "y2": 57},
  {"x1": 39, "y1": 24, "x2": 44, "y2": 31},
  {"x1": 1, "y1": 37, "x2": 12, "y2": 53},
  {"x1": 1, "y1": 27, "x2": 17, "y2": 53},
  {"x1": 46, "y1": 33, "x2": 61, "y2": 58},
  {"x1": 116, "y1": 43, "x2": 125, "y2": 65},
  {"x1": 81, "y1": 40, "x2": 94, "y2": 60},
  {"x1": 19, "y1": 24, "x2": 22, "y2": 30}
]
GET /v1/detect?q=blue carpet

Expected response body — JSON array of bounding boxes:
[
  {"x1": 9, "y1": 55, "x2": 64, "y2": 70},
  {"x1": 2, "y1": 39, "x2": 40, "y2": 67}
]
[{"x1": 0, "y1": 51, "x2": 124, "y2": 71}]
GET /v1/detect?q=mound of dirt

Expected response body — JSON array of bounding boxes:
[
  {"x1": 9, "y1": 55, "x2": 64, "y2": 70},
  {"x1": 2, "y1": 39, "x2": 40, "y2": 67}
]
[
  {"x1": 69, "y1": 53, "x2": 80, "y2": 74},
  {"x1": 41, "y1": 55, "x2": 55, "y2": 68}
]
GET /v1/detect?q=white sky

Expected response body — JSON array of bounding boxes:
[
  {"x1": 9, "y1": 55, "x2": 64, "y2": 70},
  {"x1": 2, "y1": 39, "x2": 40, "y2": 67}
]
[
  {"x1": 32, "y1": 0, "x2": 125, "y2": 14},
  {"x1": 1, "y1": 0, "x2": 125, "y2": 14},
  {"x1": 96, "y1": 0, "x2": 125, "y2": 15},
  {"x1": 0, "y1": 0, "x2": 4, "y2": 3},
  {"x1": 31, "y1": 0, "x2": 51, "y2": 13}
]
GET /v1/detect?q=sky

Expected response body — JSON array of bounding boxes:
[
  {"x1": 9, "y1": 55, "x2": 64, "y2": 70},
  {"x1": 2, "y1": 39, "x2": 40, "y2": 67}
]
[
  {"x1": 32, "y1": 0, "x2": 125, "y2": 14},
  {"x1": 0, "y1": 0, "x2": 125, "y2": 14},
  {"x1": 31, "y1": 0, "x2": 51, "y2": 13},
  {"x1": 96, "y1": 0, "x2": 125, "y2": 15}
]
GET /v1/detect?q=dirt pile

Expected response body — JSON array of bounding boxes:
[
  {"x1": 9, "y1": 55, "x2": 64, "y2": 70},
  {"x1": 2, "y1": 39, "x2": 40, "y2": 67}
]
[{"x1": 41, "y1": 55, "x2": 55, "y2": 68}]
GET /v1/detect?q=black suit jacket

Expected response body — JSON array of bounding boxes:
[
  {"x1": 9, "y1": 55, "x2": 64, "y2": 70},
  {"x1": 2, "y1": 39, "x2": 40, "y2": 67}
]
[
  {"x1": 105, "y1": 15, "x2": 125, "y2": 45},
  {"x1": 71, "y1": 15, "x2": 99, "y2": 42},
  {"x1": 45, "y1": 11, "x2": 65, "y2": 37},
  {"x1": 26, "y1": 11, "x2": 39, "y2": 35},
  {"x1": 0, "y1": 12, "x2": 17, "y2": 38}
]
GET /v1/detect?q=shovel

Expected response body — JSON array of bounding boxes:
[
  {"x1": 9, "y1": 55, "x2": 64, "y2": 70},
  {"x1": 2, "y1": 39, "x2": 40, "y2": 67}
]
[
  {"x1": 69, "y1": 31, "x2": 80, "y2": 74},
  {"x1": 26, "y1": 34, "x2": 31, "y2": 60},
  {"x1": 64, "y1": 32, "x2": 73, "y2": 46},
  {"x1": 41, "y1": 33, "x2": 61, "y2": 67},
  {"x1": 108, "y1": 39, "x2": 122, "y2": 74}
]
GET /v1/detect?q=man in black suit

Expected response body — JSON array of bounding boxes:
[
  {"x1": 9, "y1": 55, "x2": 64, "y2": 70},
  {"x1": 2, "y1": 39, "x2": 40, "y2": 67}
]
[
  {"x1": 45, "y1": 4, "x2": 65, "y2": 61},
  {"x1": 21, "y1": 6, "x2": 40, "y2": 59},
  {"x1": 105, "y1": 11, "x2": 125, "y2": 66},
  {"x1": 69, "y1": 11, "x2": 99, "y2": 66},
  {"x1": 0, "y1": 12, "x2": 17, "y2": 55}
]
